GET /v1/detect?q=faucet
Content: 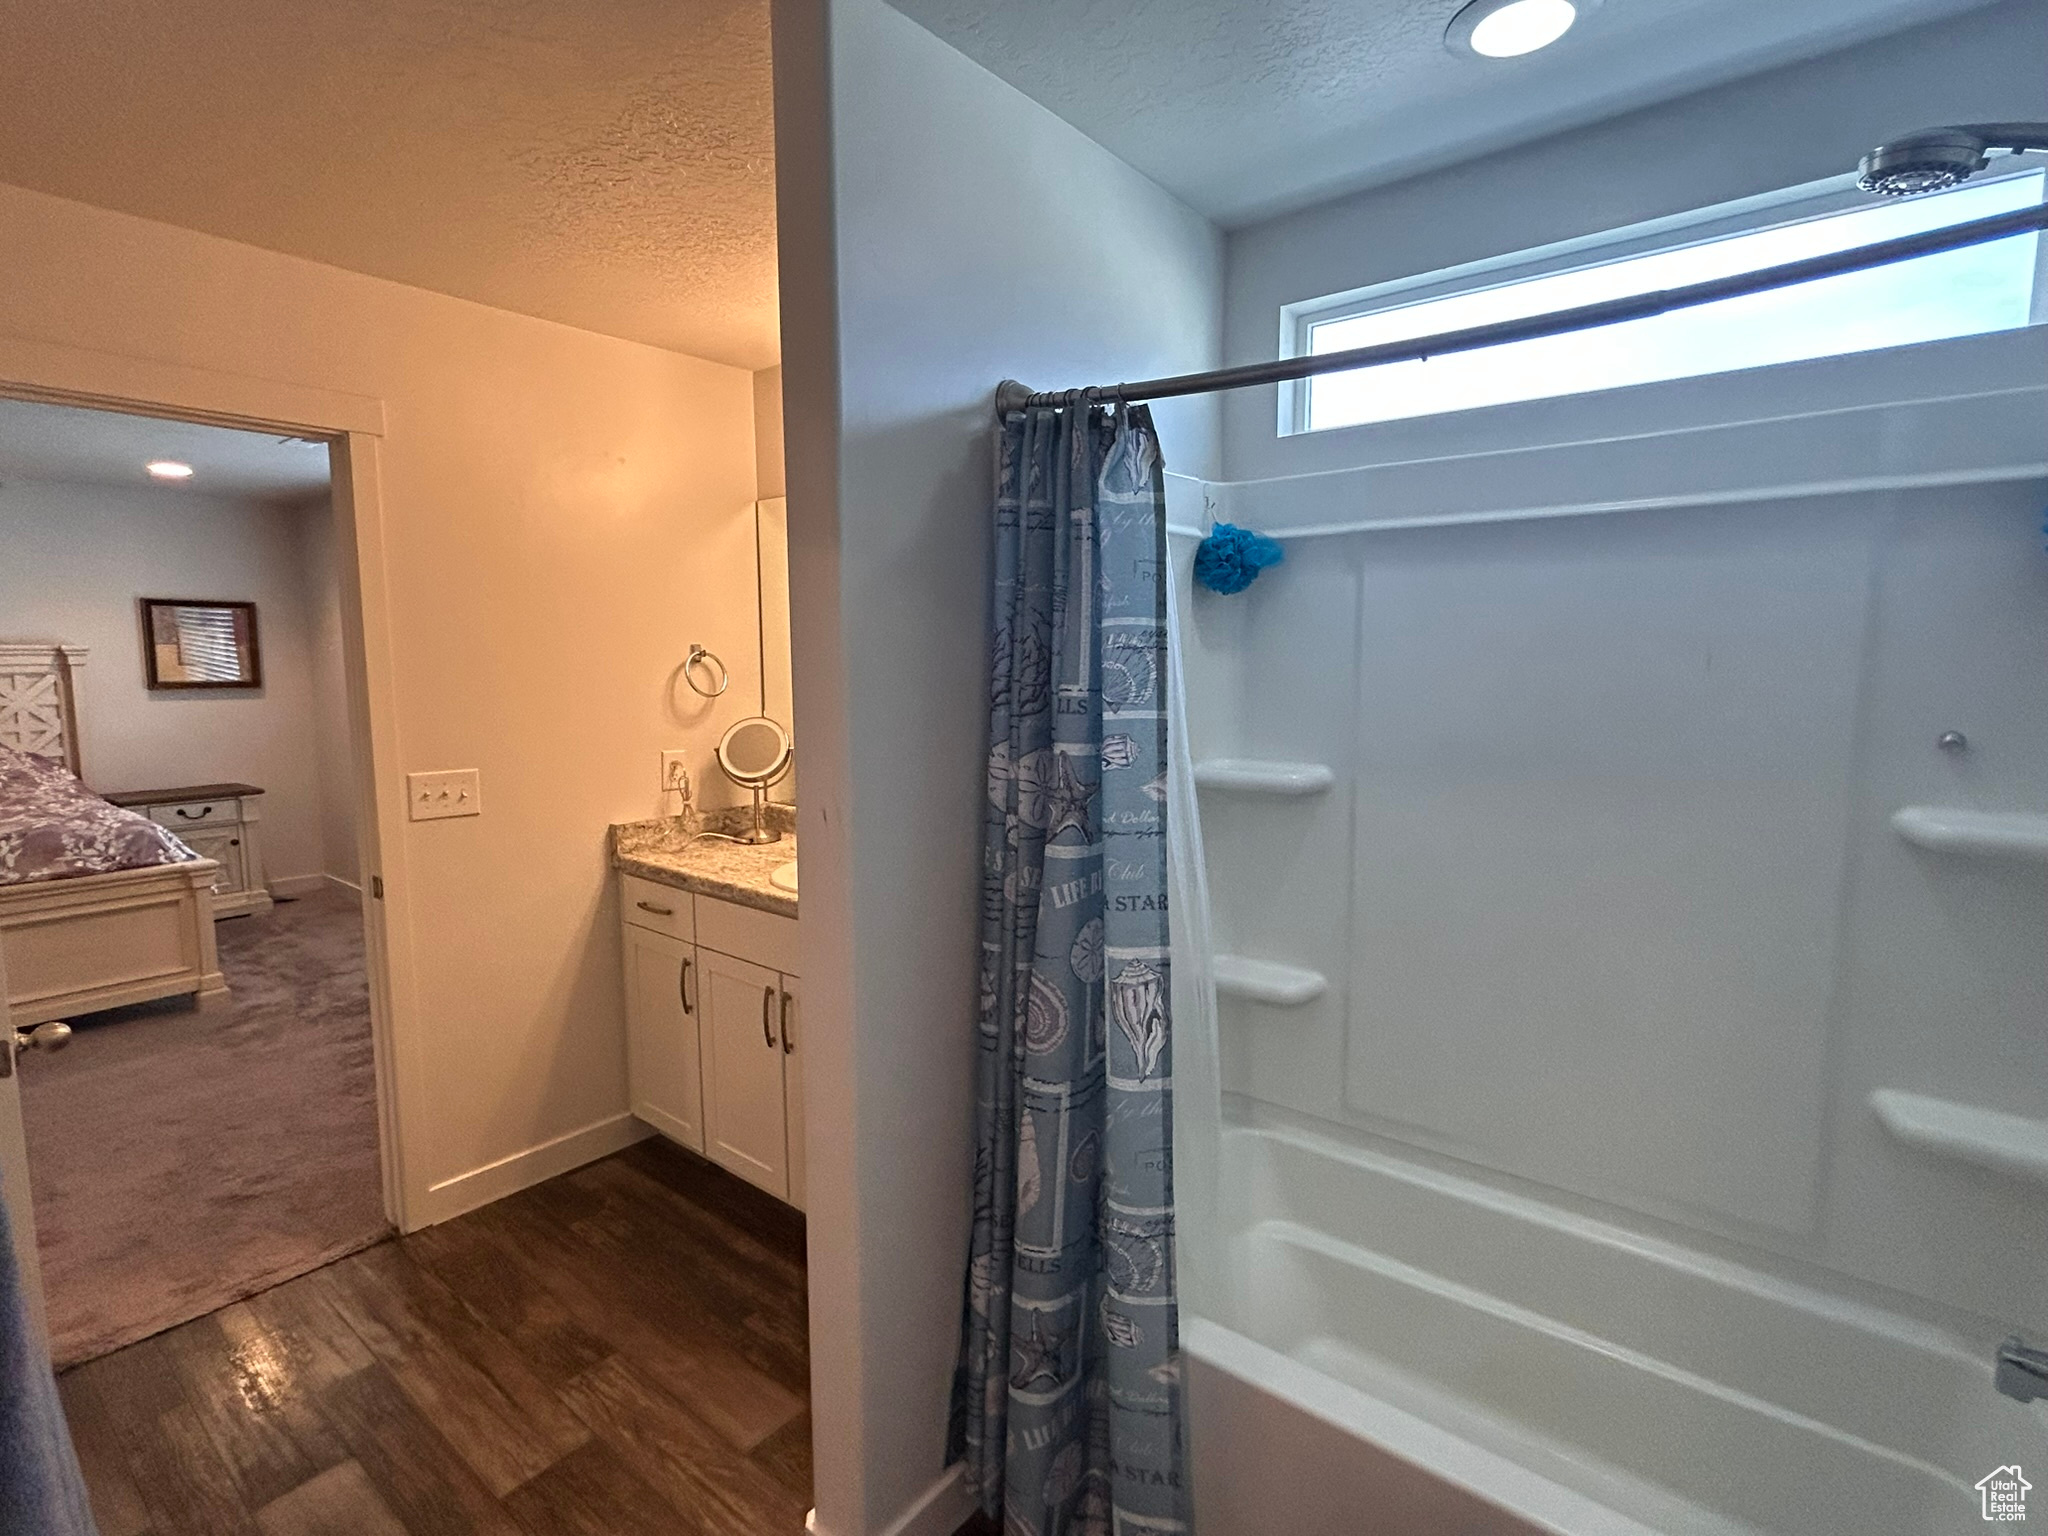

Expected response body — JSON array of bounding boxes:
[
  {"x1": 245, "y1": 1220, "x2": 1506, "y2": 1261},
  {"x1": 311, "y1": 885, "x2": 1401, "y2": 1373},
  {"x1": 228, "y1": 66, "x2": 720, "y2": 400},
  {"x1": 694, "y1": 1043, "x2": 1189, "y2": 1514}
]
[{"x1": 666, "y1": 760, "x2": 698, "y2": 834}]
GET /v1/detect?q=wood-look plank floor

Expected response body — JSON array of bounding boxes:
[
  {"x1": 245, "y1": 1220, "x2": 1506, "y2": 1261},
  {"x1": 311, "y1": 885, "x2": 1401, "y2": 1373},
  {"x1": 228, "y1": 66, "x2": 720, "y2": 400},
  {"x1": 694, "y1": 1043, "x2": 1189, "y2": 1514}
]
[{"x1": 59, "y1": 1138, "x2": 813, "y2": 1536}]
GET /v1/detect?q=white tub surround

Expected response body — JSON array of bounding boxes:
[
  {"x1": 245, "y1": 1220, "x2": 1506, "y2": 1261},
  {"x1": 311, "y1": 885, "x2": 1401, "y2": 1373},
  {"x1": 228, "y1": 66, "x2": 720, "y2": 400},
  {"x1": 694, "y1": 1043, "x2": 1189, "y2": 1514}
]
[
  {"x1": 1189, "y1": 1112, "x2": 2036, "y2": 1536},
  {"x1": 1172, "y1": 349, "x2": 2048, "y2": 1533}
]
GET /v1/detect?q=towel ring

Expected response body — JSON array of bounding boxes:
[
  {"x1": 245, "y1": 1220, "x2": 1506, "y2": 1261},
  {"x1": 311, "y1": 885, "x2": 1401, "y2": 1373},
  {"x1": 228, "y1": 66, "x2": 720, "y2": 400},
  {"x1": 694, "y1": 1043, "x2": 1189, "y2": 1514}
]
[{"x1": 683, "y1": 645, "x2": 730, "y2": 699}]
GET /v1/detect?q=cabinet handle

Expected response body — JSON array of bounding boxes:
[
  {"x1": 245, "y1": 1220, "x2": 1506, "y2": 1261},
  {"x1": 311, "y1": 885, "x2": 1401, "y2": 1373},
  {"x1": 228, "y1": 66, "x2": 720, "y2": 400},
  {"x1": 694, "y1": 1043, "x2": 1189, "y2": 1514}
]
[
  {"x1": 762, "y1": 985, "x2": 776, "y2": 1047},
  {"x1": 635, "y1": 899, "x2": 676, "y2": 917},
  {"x1": 780, "y1": 991, "x2": 794, "y2": 1054},
  {"x1": 176, "y1": 806, "x2": 214, "y2": 819},
  {"x1": 679, "y1": 957, "x2": 694, "y2": 1015}
]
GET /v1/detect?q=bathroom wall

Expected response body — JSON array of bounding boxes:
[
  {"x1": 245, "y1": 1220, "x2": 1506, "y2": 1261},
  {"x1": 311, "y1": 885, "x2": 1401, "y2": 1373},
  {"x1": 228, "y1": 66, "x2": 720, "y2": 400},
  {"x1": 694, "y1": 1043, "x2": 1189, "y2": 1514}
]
[
  {"x1": 0, "y1": 476, "x2": 344, "y2": 888},
  {"x1": 298, "y1": 498, "x2": 362, "y2": 886},
  {"x1": 771, "y1": 0, "x2": 1222, "y2": 1529},
  {"x1": 1218, "y1": 0, "x2": 2048, "y2": 482},
  {"x1": 754, "y1": 365, "x2": 787, "y2": 499},
  {"x1": 0, "y1": 179, "x2": 762, "y2": 1224}
]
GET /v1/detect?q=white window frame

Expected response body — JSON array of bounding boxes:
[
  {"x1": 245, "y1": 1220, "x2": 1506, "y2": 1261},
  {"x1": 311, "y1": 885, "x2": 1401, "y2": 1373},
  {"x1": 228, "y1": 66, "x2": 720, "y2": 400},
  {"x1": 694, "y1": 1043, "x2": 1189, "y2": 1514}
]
[{"x1": 1276, "y1": 164, "x2": 2048, "y2": 439}]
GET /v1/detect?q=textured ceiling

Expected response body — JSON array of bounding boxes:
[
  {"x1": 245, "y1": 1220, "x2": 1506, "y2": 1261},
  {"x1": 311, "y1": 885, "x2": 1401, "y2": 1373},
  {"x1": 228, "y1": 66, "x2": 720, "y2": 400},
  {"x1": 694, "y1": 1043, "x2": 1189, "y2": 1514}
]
[
  {"x1": 887, "y1": 0, "x2": 2003, "y2": 225},
  {"x1": 0, "y1": 400, "x2": 331, "y2": 502},
  {"x1": 0, "y1": 0, "x2": 778, "y2": 369}
]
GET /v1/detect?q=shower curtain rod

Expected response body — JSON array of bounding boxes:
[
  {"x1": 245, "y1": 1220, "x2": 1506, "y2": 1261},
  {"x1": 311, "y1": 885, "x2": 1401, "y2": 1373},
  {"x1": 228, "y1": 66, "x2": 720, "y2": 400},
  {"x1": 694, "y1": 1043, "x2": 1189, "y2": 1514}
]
[{"x1": 995, "y1": 203, "x2": 2048, "y2": 414}]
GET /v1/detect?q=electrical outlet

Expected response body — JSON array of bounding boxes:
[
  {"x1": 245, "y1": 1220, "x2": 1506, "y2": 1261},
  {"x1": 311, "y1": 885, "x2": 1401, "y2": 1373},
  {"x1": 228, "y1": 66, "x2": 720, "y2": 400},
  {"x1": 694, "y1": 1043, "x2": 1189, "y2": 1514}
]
[
  {"x1": 660, "y1": 751, "x2": 691, "y2": 797},
  {"x1": 407, "y1": 768, "x2": 481, "y2": 821}
]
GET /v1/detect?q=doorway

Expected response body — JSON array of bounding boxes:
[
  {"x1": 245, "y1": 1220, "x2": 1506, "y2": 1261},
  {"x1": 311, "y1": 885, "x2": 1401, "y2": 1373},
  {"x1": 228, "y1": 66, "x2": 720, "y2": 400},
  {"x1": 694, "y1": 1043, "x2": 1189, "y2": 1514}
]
[{"x1": 0, "y1": 386, "x2": 403, "y2": 1371}]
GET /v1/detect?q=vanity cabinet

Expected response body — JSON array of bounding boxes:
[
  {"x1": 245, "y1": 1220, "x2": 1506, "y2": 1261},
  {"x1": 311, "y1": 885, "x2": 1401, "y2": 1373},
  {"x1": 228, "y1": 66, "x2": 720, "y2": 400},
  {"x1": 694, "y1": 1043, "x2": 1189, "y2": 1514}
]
[
  {"x1": 618, "y1": 873, "x2": 803, "y2": 1209},
  {"x1": 782, "y1": 976, "x2": 804, "y2": 1210},
  {"x1": 699, "y1": 949, "x2": 792, "y2": 1197},
  {"x1": 622, "y1": 923, "x2": 704, "y2": 1152}
]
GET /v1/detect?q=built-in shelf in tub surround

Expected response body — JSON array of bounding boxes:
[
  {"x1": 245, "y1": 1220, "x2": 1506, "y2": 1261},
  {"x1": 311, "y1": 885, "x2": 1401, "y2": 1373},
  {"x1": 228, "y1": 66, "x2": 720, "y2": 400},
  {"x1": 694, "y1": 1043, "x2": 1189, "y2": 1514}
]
[
  {"x1": 1889, "y1": 806, "x2": 2048, "y2": 862},
  {"x1": 1870, "y1": 1090, "x2": 2048, "y2": 1187},
  {"x1": 1194, "y1": 760, "x2": 1335, "y2": 796},
  {"x1": 1213, "y1": 955, "x2": 1327, "y2": 1006}
]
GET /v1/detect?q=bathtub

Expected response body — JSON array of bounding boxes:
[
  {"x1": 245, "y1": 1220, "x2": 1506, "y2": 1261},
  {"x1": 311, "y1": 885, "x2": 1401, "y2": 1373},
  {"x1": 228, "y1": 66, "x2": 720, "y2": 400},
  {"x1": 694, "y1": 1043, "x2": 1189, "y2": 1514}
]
[{"x1": 1184, "y1": 1109, "x2": 2031, "y2": 1535}]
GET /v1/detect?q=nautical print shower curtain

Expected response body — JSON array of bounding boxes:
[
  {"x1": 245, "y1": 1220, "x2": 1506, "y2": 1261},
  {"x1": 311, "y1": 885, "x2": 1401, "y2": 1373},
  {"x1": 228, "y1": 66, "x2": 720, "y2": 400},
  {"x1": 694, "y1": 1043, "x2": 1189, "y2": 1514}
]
[{"x1": 951, "y1": 399, "x2": 1188, "y2": 1533}]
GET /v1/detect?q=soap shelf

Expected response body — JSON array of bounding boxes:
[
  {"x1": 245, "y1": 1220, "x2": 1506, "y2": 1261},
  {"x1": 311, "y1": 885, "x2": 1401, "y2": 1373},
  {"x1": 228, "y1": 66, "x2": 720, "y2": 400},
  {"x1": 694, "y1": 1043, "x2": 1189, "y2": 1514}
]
[
  {"x1": 1194, "y1": 760, "x2": 1335, "y2": 796},
  {"x1": 1212, "y1": 955, "x2": 1327, "y2": 1006},
  {"x1": 1890, "y1": 807, "x2": 2048, "y2": 862},
  {"x1": 1870, "y1": 1090, "x2": 2048, "y2": 1187}
]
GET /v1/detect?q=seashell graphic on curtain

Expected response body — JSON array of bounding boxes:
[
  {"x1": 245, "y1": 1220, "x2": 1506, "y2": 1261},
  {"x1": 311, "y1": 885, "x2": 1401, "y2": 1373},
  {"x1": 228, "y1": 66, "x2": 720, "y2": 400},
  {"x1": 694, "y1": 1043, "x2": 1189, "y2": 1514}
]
[{"x1": 1110, "y1": 961, "x2": 1168, "y2": 1080}]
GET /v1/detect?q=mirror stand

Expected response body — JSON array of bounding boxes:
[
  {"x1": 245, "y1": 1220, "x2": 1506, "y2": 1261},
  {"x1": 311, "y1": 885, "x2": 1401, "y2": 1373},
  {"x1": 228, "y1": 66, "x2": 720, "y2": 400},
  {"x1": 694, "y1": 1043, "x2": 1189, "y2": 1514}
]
[{"x1": 738, "y1": 781, "x2": 779, "y2": 845}]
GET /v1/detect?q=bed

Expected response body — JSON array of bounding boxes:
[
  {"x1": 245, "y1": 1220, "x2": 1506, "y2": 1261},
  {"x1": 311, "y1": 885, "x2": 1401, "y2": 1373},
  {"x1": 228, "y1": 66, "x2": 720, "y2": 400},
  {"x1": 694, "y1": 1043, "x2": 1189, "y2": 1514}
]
[{"x1": 0, "y1": 643, "x2": 226, "y2": 1025}]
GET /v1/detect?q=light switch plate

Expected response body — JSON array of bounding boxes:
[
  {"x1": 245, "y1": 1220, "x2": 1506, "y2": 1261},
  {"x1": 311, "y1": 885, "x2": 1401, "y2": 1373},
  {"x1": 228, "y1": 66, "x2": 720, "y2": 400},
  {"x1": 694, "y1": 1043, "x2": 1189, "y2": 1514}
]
[{"x1": 407, "y1": 769, "x2": 481, "y2": 821}]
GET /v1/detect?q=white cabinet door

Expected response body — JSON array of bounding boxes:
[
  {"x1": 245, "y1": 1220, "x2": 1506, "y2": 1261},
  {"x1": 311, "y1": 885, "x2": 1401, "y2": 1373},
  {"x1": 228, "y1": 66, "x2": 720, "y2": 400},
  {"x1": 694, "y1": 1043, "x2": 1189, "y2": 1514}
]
[
  {"x1": 700, "y1": 948, "x2": 788, "y2": 1198},
  {"x1": 779, "y1": 975, "x2": 805, "y2": 1212},
  {"x1": 623, "y1": 923, "x2": 704, "y2": 1153},
  {"x1": 177, "y1": 826, "x2": 245, "y2": 901}
]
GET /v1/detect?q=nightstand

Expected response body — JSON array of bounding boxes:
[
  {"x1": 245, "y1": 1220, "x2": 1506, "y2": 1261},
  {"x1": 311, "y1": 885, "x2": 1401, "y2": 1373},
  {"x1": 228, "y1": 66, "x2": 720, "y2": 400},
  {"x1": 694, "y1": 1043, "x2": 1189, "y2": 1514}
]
[{"x1": 102, "y1": 782, "x2": 272, "y2": 919}]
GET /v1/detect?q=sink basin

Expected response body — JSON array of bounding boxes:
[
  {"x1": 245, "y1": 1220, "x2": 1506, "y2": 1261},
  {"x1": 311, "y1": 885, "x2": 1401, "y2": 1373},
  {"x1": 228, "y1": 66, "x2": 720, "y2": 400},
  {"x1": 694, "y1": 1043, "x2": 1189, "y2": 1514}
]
[{"x1": 769, "y1": 861, "x2": 798, "y2": 895}]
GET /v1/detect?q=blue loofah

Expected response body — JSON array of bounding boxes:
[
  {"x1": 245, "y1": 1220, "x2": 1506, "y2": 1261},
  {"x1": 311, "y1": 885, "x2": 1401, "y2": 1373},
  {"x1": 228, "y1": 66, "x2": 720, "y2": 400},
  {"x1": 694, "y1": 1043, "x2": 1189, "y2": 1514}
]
[{"x1": 1193, "y1": 522, "x2": 1285, "y2": 595}]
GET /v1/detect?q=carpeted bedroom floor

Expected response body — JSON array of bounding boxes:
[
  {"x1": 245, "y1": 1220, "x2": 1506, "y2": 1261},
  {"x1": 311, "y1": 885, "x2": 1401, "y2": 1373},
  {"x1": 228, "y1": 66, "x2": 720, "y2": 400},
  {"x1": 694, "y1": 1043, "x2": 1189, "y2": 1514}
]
[{"x1": 19, "y1": 884, "x2": 390, "y2": 1368}]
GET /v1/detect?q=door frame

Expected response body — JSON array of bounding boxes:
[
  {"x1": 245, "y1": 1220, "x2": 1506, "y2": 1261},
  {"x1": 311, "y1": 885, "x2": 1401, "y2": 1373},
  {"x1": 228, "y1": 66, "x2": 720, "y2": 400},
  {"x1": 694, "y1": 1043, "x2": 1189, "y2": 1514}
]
[{"x1": 0, "y1": 332, "x2": 423, "y2": 1239}]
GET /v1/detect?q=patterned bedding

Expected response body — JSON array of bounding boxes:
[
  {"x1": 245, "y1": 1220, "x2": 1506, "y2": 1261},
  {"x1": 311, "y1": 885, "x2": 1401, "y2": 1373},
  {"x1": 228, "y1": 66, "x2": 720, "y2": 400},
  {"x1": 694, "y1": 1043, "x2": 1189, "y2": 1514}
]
[{"x1": 0, "y1": 745, "x2": 198, "y2": 886}]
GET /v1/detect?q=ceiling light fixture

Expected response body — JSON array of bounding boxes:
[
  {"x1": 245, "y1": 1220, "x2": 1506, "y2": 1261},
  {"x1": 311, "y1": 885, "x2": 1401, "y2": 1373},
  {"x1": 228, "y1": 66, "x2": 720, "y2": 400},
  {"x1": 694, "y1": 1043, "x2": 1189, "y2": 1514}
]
[
  {"x1": 1446, "y1": 0, "x2": 1593, "y2": 59},
  {"x1": 146, "y1": 460, "x2": 195, "y2": 480}
]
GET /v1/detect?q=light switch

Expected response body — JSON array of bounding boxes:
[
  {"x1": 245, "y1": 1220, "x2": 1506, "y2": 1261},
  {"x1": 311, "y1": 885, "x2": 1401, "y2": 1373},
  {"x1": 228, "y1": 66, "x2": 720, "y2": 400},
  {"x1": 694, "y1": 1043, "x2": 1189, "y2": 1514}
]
[{"x1": 407, "y1": 769, "x2": 482, "y2": 821}]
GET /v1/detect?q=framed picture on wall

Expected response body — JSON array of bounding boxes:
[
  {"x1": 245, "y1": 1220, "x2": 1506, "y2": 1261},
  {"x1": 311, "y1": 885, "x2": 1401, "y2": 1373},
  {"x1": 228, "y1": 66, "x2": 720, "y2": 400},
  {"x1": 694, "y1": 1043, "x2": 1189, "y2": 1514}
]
[{"x1": 140, "y1": 598, "x2": 263, "y2": 689}]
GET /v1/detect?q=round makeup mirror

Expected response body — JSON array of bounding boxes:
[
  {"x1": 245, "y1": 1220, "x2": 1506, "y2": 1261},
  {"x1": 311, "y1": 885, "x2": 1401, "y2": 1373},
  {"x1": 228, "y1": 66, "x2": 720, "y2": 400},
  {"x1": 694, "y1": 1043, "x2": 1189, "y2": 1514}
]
[{"x1": 715, "y1": 716, "x2": 793, "y2": 844}]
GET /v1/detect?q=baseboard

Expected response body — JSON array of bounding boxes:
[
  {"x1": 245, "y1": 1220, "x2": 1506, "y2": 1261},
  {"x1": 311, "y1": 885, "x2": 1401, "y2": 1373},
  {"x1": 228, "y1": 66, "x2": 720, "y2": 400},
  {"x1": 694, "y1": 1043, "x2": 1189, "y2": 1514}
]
[
  {"x1": 268, "y1": 872, "x2": 361, "y2": 898},
  {"x1": 410, "y1": 1112, "x2": 652, "y2": 1228},
  {"x1": 841, "y1": 1464, "x2": 972, "y2": 1536}
]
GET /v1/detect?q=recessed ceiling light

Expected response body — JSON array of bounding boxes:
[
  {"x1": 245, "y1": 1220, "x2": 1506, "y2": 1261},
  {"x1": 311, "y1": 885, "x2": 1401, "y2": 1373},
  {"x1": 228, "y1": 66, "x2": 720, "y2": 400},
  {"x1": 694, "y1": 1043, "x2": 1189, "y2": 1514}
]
[
  {"x1": 1446, "y1": 0, "x2": 1592, "y2": 59},
  {"x1": 146, "y1": 460, "x2": 194, "y2": 480}
]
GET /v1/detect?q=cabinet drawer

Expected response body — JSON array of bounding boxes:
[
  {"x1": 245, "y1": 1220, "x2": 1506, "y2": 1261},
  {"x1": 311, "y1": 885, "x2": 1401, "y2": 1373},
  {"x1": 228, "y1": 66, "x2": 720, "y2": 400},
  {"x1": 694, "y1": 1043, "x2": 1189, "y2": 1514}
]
[
  {"x1": 696, "y1": 895, "x2": 799, "y2": 975},
  {"x1": 150, "y1": 798, "x2": 241, "y2": 831},
  {"x1": 620, "y1": 873, "x2": 694, "y2": 941}
]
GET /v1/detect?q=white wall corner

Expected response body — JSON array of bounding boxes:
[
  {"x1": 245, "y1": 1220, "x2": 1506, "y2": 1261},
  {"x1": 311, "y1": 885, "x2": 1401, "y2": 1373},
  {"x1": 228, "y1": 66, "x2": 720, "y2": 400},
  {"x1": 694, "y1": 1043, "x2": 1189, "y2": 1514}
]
[
  {"x1": 411, "y1": 1112, "x2": 651, "y2": 1230},
  {"x1": 810, "y1": 1463, "x2": 973, "y2": 1536},
  {"x1": 268, "y1": 873, "x2": 338, "y2": 899},
  {"x1": 882, "y1": 1463, "x2": 974, "y2": 1536}
]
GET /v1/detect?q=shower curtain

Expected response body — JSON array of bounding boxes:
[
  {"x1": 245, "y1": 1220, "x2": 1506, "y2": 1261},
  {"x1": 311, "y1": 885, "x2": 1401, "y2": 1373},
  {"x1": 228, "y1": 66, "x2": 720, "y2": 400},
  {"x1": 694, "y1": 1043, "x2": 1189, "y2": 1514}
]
[{"x1": 951, "y1": 401, "x2": 1190, "y2": 1534}]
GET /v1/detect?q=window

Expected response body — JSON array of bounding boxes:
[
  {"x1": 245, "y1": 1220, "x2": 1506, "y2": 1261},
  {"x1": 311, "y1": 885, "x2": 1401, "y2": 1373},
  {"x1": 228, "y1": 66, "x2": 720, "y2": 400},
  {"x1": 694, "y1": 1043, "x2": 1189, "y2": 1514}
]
[{"x1": 1291, "y1": 168, "x2": 2047, "y2": 435}]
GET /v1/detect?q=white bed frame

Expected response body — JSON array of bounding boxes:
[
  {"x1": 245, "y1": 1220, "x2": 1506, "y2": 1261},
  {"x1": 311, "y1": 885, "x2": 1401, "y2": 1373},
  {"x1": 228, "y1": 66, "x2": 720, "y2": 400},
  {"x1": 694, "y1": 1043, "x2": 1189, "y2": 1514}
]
[{"x1": 0, "y1": 643, "x2": 226, "y2": 1024}]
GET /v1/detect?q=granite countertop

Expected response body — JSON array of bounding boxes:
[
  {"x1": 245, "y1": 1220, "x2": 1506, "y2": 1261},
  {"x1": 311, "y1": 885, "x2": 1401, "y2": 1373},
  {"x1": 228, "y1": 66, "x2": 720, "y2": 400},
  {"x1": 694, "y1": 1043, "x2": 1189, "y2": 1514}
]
[{"x1": 610, "y1": 806, "x2": 797, "y2": 919}]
